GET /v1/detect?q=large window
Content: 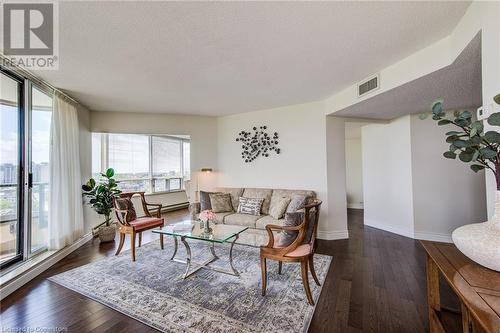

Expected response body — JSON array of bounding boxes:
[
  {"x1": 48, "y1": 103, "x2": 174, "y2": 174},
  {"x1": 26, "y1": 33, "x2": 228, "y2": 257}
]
[{"x1": 92, "y1": 133, "x2": 190, "y2": 194}]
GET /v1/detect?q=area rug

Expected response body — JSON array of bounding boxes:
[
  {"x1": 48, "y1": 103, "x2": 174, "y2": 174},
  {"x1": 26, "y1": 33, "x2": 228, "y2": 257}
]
[{"x1": 49, "y1": 240, "x2": 331, "y2": 333}]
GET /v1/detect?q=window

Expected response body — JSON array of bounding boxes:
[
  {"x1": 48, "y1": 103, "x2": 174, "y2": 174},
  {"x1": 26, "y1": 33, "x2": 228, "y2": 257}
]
[{"x1": 93, "y1": 133, "x2": 190, "y2": 194}]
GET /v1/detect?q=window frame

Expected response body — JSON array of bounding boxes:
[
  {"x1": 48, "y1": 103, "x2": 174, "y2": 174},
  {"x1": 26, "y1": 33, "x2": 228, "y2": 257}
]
[{"x1": 94, "y1": 133, "x2": 190, "y2": 195}]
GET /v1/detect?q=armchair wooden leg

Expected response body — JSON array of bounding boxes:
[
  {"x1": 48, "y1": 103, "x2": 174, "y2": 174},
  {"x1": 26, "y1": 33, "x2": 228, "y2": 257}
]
[
  {"x1": 131, "y1": 231, "x2": 136, "y2": 262},
  {"x1": 261, "y1": 257, "x2": 267, "y2": 296},
  {"x1": 115, "y1": 233, "x2": 125, "y2": 256},
  {"x1": 160, "y1": 233, "x2": 164, "y2": 250},
  {"x1": 301, "y1": 259, "x2": 314, "y2": 305},
  {"x1": 309, "y1": 255, "x2": 320, "y2": 286},
  {"x1": 278, "y1": 261, "x2": 282, "y2": 275},
  {"x1": 138, "y1": 232, "x2": 142, "y2": 247}
]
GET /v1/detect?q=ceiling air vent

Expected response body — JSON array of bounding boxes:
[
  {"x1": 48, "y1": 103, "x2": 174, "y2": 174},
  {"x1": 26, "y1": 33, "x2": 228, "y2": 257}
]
[{"x1": 357, "y1": 74, "x2": 379, "y2": 97}]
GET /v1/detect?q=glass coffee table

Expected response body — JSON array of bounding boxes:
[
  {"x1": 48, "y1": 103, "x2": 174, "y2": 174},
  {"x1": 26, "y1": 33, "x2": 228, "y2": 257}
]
[{"x1": 153, "y1": 221, "x2": 248, "y2": 279}]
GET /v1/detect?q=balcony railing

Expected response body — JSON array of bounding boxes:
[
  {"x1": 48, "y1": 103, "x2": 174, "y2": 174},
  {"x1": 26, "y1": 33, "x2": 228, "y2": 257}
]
[{"x1": 0, "y1": 182, "x2": 49, "y2": 262}]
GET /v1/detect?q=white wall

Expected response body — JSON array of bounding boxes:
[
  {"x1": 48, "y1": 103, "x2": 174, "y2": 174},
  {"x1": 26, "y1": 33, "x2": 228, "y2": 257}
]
[
  {"x1": 325, "y1": 117, "x2": 349, "y2": 239},
  {"x1": 410, "y1": 114, "x2": 487, "y2": 241},
  {"x1": 345, "y1": 138, "x2": 363, "y2": 208},
  {"x1": 362, "y1": 116, "x2": 415, "y2": 238},
  {"x1": 361, "y1": 113, "x2": 487, "y2": 242},
  {"x1": 217, "y1": 101, "x2": 346, "y2": 239}
]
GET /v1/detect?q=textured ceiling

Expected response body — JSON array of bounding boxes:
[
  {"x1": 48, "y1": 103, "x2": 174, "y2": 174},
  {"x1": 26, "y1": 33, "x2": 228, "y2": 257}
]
[
  {"x1": 333, "y1": 33, "x2": 482, "y2": 120},
  {"x1": 33, "y1": 1, "x2": 471, "y2": 115}
]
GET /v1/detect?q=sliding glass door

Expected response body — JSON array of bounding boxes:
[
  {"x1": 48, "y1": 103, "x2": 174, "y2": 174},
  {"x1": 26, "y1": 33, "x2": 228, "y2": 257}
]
[
  {"x1": 1, "y1": 67, "x2": 53, "y2": 269},
  {"x1": 30, "y1": 86, "x2": 52, "y2": 254},
  {"x1": 0, "y1": 70, "x2": 24, "y2": 268}
]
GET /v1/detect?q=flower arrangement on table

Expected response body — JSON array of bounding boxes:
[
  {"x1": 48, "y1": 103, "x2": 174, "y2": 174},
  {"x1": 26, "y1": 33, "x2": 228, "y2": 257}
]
[{"x1": 199, "y1": 209, "x2": 216, "y2": 233}]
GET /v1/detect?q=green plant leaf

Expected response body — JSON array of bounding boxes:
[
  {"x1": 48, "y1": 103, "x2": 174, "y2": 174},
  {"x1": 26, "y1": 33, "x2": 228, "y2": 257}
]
[
  {"x1": 472, "y1": 150, "x2": 480, "y2": 161},
  {"x1": 106, "y1": 168, "x2": 114, "y2": 178},
  {"x1": 453, "y1": 110, "x2": 460, "y2": 118},
  {"x1": 459, "y1": 110, "x2": 472, "y2": 119},
  {"x1": 470, "y1": 127, "x2": 477, "y2": 137},
  {"x1": 470, "y1": 165, "x2": 485, "y2": 173},
  {"x1": 453, "y1": 140, "x2": 467, "y2": 148},
  {"x1": 494, "y1": 93, "x2": 500, "y2": 105},
  {"x1": 431, "y1": 99, "x2": 444, "y2": 115},
  {"x1": 443, "y1": 151, "x2": 456, "y2": 159},
  {"x1": 479, "y1": 147, "x2": 497, "y2": 159},
  {"x1": 446, "y1": 135, "x2": 458, "y2": 143},
  {"x1": 484, "y1": 131, "x2": 500, "y2": 143},
  {"x1": 82, "y1": 184, "x2": 92, "y2": 191},
  {"x1": 445, "y1": 131, "x2": 461, "y2": 136},
  {"x1": 459, "y1": 151, "x2": 473, "y2": 162},
  {"x1": 418, "y1": 113, "x2": 429, "y2": 120},
  {"x1": 438, "y1": 119, "x2": 452, "y2": 126},
  {"x1": 488, "y1": 112, "x2": 500, "y2": 126}
]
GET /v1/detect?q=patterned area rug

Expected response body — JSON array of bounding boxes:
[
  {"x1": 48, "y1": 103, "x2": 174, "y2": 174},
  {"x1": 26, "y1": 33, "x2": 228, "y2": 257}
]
[{"x1": 49, "y1": 240, "x2": 332, "y2": 333}]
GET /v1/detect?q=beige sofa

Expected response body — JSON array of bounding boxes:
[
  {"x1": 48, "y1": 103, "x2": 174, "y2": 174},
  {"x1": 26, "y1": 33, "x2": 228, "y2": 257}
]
[{"x1": 189, "y1": 187, "x2": 316, "y2": 229}]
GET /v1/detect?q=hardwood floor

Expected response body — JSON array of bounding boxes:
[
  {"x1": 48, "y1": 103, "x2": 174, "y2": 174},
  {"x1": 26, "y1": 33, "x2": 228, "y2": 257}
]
[{"x1": 0, "y1": 209, "x2": 458, "y2": 332}]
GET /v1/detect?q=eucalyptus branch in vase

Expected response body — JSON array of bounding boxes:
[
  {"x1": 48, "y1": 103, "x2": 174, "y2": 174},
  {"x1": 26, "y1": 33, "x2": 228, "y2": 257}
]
[{"x1": 419, "y1": 93, "x2": 500, "y2": 189}]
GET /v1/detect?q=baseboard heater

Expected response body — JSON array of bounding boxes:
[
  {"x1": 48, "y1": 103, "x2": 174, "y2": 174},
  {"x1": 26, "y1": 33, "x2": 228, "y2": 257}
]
[{"x1": 161, "y1": 202, "x2": 189, "y2": 213}]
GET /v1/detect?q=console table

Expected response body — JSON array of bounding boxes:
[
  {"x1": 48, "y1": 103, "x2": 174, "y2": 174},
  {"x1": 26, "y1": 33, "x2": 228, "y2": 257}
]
[{"x1": 421, "y1": 241, "x2": 500, "y2": 333}]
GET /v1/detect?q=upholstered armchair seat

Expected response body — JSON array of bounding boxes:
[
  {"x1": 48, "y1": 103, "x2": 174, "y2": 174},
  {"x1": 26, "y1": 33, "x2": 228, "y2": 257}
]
[{"x1": 129, "y1": 217, "x2": 164, "y2": 231}]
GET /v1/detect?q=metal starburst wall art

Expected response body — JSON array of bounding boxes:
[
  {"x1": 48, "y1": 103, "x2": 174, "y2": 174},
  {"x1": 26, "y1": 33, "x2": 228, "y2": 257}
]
[{"x1": 236, "y1": 126, "x2": 281, "y2": 163}]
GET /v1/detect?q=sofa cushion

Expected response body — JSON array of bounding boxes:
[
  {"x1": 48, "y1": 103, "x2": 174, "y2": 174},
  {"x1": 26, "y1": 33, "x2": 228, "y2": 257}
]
[
  {"x1": 286, "y1": 195, "x2": 307, "y2": 213},
  {"x1": 223, "y1": 213, "x2": 260, "y2": 227},
  {"x1": 256, "y1": 215, "x2": 285, "y2": 229},
  {"x1": 237, "y1": 197, "x2": 264, "y2": 216},
  {"x1": 213, "y1": 212, "x2": 235, "y2": 224},
  {"x1": 275, "y1": 212, "x2": 304, "y2": 247},
  {"x1": 200, "y1": 191, "x2": 220, "y2": 211},
  {"x1": 209, "y1": 193, "x2": 233, "y2": 213},
  {"x1": 215, "y1": 187, "x2": 244, "y2": 211},
  {"x1": 242, "y1": 188, "x2": 273, "y2": 214},
  {"x1": 115, "y1": 197, "x2": 137, "y2": 222},
  {"x1": 271, "y1": 189, "x2": 316, "y2": 206},
  {"x1": 269, "y1": 196, "x2": 291, "y2": 219}
]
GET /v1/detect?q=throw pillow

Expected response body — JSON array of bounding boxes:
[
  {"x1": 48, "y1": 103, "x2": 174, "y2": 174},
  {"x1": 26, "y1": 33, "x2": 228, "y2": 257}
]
[
  {"x1": 269, "y1": 196, "x2": 292, "y2": 219},
  {"x1": 237, "y1": 197, "x2": 264, "y2": 216},
  {"x1": 200, "y1": 191, "x2": 220, "y2": 211},
  {"x1": 275, "y1": 211, "x2": 304, "y2": 247},
  {"x1": 286, "y1": 195, "x2": 307, "y2": 213},
  {"x1": 209, "y1": 193, "x2": 233, "y2": 213},
  {"x1": 115, "y1": 197, "x2": 137, "y2": 222}
]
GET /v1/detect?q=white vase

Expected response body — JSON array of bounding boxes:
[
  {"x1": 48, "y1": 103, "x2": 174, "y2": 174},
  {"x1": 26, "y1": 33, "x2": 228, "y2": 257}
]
[{"x1": 451, "y1": 190, "x2": 500, "y2": 272}]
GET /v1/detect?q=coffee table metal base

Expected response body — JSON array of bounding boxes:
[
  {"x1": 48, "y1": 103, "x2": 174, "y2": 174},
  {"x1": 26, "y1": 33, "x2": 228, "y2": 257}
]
[{"x1": 169, "y1": 234, "x2": 240, "y2": 279}]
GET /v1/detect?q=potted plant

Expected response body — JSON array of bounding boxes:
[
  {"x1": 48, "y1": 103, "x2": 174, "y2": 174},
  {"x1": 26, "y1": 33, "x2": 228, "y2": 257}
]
[
  {"x1": 420, "y1": 93, "x2": 500, "y2": 271},
  {"x1": 82, "y1": 168, "x2": 121, "y2": 242}
]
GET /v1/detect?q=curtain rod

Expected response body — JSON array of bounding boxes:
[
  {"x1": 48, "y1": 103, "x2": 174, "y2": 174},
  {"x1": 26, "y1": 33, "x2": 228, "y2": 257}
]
[{"x1": 1, "y1": 54, "x2": 81, "y2": 106}]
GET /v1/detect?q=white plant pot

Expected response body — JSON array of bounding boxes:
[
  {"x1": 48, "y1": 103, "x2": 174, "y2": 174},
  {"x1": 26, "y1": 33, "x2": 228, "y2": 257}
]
[{"x1": 452, "y1": 190, "x2": 500, "y2": 272}]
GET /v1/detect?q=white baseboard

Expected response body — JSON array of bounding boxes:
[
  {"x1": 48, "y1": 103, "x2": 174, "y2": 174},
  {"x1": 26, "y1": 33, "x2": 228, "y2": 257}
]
[
  {"x1": 414, "y1": 231, "x2": 452, "y2": 243},
  {"x1": 317, "y1": 229, "x2": 349, "y2": 240},
  {"x1": 0, "y1": 232, "x2": 93, "y2": 301},
  {"x1": 347, "y1": 203, "x2": 364, "y2": 209},
  {"x1": 364, "y1": 219, "x2": 415, "y2": 238}
]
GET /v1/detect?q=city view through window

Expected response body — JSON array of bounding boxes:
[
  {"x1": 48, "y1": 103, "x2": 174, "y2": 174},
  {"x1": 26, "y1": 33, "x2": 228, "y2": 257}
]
[{"x1": 92, "y1": 133, "x2": 190, "y2": 193}]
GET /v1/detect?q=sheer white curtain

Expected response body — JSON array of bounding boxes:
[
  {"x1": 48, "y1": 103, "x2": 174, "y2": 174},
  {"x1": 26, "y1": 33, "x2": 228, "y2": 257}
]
[{"x1": 48, "y1": 92, "x2": 84, "y2": 250}]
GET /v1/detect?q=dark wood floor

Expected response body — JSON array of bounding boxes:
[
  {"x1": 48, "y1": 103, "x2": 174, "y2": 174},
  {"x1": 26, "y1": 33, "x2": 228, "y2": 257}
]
[{"x1": 0, "y1": 209, "x2": 459, "y2": 332}]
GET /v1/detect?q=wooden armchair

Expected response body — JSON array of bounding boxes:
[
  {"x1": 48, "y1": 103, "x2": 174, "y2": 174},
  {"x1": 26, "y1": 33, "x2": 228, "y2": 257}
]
[
  {"x1": 260, "y1": 199, "x2": 322, "y2": 305},
  {"x1": 113, "y1": 192, "x2": 165, "y2": 261}
]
